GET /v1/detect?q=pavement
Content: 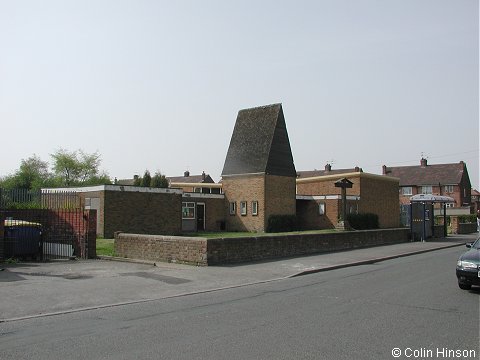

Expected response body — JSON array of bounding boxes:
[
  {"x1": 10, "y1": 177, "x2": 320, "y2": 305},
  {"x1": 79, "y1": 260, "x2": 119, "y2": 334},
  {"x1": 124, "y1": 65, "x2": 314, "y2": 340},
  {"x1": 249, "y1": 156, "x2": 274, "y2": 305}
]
[{"x1": 0, "y1": 233, "x2": 477, "y2": 323}]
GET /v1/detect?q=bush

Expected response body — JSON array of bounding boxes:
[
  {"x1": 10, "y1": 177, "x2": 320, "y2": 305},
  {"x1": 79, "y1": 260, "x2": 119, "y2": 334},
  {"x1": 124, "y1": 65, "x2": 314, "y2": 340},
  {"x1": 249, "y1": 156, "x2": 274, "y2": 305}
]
[
  {"x1": 346, "y1": 213, "x2": 379, "y2": 230},
  {"x1": 458, "y1": 214, "x2": 477, "y2": 224},
  {"x1": 266, "y1": 215, "x2": 298, "y2": 233}
]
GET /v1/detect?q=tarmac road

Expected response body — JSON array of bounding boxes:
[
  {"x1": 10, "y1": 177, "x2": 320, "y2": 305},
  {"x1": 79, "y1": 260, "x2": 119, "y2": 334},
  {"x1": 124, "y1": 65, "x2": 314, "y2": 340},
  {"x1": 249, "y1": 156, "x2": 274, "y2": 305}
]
[
  {"x1": 0, "y1": 243, "x2": 478, "y2": 360},
  {"x1": 0, "y1": 233, "x2": 475, "y2": 322}
]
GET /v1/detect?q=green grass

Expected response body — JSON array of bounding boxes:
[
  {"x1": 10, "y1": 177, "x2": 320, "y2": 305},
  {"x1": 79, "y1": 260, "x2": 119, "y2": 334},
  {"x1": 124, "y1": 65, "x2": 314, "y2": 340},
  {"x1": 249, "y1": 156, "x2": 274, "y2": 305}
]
[
  {"x1": 186, "y1": 229, "x2": 338, "y2": 238},
  {"x1": 96, "y1": 238, "x2": 115, "y2": 256}
]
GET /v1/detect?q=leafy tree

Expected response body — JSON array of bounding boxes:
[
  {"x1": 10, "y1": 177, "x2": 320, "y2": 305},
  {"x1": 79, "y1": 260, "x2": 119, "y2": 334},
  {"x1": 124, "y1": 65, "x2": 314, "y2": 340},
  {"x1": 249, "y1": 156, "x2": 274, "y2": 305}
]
[
  {"x1": 133, "y1": 175, "x2": 142, "y2": 186},
  {"x1": 51, "y1": 149, "x2": 110, "y2": 187},
  {"x1": 140, "y1": 170, "x2": 152, "y2": 187},
  {"x1": 151, "y1": 172, "x2": 169, "y2": 188},
  {"x1": 0, "y1": 155, "x2": 53, "y2": 190}
]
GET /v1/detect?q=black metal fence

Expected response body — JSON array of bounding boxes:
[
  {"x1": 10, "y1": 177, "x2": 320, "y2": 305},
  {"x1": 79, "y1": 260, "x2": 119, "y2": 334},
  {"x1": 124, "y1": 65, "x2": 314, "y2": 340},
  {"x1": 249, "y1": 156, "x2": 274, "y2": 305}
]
[{"x1": 1, "y1": 188, "x2": 93, "y2": 261}]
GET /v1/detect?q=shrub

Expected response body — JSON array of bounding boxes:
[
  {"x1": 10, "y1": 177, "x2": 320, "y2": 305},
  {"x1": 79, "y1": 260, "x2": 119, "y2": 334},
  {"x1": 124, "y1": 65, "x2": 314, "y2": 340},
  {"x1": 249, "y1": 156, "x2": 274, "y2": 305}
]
[
  {"x1": 458, "y1": 214, "x2": 477, "y2": 224},
  {"x1": 346, "y1": 213, "x2": 379, "y2": 230},
  {"x1": 266, "y1": 215, "x2": 298, "y2": 233}
]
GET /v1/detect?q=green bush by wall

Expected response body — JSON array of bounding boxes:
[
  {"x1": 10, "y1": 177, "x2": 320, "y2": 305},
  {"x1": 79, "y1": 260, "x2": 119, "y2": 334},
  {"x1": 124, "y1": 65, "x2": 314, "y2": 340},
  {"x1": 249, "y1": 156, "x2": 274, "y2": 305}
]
[
  {"x1": 346, "y1": 213, "x2": 379, "y2": 230},
  {"x1": 266, "y1": 215, "x2": 298, "y2": 233}
]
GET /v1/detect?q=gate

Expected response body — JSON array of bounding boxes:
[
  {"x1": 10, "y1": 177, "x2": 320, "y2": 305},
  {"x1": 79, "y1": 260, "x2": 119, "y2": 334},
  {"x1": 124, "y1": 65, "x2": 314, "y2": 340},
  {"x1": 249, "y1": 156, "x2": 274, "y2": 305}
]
[{"x1": 0, "y1": 189, "x2": 95, "y2": 260}]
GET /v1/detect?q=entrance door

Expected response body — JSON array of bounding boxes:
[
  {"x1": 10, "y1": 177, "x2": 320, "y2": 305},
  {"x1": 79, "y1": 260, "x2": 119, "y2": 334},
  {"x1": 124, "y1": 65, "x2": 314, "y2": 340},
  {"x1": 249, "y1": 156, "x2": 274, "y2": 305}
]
[{"x1": 196, "y1": 203, "x2": 205, "y2": 231}]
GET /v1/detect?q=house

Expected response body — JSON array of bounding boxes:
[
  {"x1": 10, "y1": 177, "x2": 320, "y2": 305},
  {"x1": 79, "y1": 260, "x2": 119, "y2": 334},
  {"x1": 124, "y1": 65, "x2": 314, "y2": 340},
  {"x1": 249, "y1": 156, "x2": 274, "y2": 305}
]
[
  {"x1": 168, "y1": 171, "x2": 221, "y2": 194},
  {"x1": 471, "y1": 189, "x2": 480, "y2": 213},
  {"x1": 382, "y1": 158, "x2": 472, "y2": 216},
  {"x1": 296, "y1": 165, "x2": 400, "y2": 229},
  {"x1": 221, "y1": 103, "x2": 297, "y2": 232}
]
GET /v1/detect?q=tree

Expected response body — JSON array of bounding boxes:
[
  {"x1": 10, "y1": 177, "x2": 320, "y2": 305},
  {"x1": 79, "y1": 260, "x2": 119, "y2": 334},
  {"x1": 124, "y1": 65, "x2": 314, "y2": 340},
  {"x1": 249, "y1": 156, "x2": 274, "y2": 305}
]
[
  {"x1": 0, "y1": 155, "x2": 53, "y2": 190},
  {"x1": 140, "y1": 170, "x2": 152, "y2": 187},
  {"x1": 151, "y1": 172, "x2": 169, "y2": 188},
  {"x1": 51, "y1": 149, "x2": 110, "y2": 187}
]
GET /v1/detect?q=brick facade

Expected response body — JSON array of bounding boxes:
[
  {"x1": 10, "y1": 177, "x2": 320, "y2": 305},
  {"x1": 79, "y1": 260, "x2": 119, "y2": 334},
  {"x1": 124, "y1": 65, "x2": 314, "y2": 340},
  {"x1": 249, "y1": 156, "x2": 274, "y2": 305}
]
[
  {"x1": 223, "y1": 174, "x2": 266, "y2": 232},
  {"x1": 103, "y1": 190, "x2": 182, "y2": 238},
  {"x1": 222, "y1": 174, "x2": 296, "y2": 232},
  {"x1": 296, "y1": 172, "x2": 400, "y2": 229}
]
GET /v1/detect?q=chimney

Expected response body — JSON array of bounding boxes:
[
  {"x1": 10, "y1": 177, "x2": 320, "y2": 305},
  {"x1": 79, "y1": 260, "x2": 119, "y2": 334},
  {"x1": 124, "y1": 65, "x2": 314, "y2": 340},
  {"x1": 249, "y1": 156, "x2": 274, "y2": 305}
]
[
  {"x1": 354, "y1": 166, "x2": 360, "y2": 172},
  {"x1": 382, "y1": 165, "x2": 387, "y2": 175},
  {"x1": 184, "y1": 170, "x2": 190, "y2": 177},
  {"x1": 420, "y1": 158, "x2": 427, "y2": 167},
  {"x1": 325, "y1": 164, "x2": 332, "y2": 172},
  {"x1": 202, "y1": 171, "x2": 206, "y2": 181}
]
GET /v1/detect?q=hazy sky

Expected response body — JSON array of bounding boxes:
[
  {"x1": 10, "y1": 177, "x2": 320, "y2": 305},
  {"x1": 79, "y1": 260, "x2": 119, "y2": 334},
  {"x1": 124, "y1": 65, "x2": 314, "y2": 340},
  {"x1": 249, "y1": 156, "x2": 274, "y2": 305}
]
[{"x1": 1, "y1": 0, "x2": 478, "y2": 188}]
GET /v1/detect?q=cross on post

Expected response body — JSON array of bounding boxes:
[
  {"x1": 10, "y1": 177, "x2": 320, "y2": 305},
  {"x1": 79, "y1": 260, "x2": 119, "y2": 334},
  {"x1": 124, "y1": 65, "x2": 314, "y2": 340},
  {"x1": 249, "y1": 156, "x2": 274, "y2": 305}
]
[{"x1": 334, "y1": 178, "x2": 353, "y2": 226}]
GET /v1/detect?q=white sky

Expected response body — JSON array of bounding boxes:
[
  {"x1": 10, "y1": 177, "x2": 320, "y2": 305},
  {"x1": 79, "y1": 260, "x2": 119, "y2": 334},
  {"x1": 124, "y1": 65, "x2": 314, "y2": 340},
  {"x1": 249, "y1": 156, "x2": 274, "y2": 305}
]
[{"x1": 0, "y1": 0, "x2": 478, "y2": 188}]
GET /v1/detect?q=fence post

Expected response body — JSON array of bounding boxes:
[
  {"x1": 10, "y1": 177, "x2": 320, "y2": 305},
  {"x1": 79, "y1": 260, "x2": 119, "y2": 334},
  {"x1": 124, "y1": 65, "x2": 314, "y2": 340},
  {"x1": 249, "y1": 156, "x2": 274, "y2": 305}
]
[
  {"x1": 0, "y1": 212, "x2": 4, "y2": 261},
  {"x1": 86, "y1": 209, "x2": 97, "y2": 259}
]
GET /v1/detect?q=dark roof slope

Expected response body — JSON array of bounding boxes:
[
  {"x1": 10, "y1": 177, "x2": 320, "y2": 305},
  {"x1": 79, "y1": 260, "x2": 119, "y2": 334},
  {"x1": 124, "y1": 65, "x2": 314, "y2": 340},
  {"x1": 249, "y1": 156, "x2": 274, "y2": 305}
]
[
  {"x1": 384, "y1": 161, "x2": 468, "y2": 186},
  {"x1": 221, "y1": 104, "x2": 296, "y2": 177},
  {"x1": 168, "y1": 173, "x2": 214, "y2": 184}
]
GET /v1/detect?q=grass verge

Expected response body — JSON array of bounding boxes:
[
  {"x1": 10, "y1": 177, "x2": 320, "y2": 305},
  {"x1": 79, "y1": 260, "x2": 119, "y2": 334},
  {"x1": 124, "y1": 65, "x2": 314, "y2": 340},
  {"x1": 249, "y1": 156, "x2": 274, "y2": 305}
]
[{"x1": 96, "y1": 238, "x2": 115, "y2": 256}]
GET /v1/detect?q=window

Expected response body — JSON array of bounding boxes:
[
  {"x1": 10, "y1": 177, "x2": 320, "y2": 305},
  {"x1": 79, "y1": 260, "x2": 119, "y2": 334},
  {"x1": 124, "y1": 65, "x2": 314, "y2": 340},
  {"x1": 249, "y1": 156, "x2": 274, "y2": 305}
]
[
  {"x1": 421, "y1": 186, "x2": 432, "y2": 194},
  {"x1": 194, "y1": 187, "x2": 201, "y2": 193},
  {"x1": 444, "y1": 185, "x2": 454, "y2": 193},
  {"x1": 240, "y1": 201, "x2": 247, "y2": 216},
  {"x1": 401, "y1": 187, "x2": 413, "y2": 196},
  {"x1": 229, "y1": 202, "x2": 236, "y2": 215},
  {"x1": 318, "y1": 203, "x2": 325, "y2": 215},
  {"x1": 182, "y1": 202, "x2": 195, "y2": 219},
  {"x1": 252, "y1": 201, "x2": 258, "y2": 216}
]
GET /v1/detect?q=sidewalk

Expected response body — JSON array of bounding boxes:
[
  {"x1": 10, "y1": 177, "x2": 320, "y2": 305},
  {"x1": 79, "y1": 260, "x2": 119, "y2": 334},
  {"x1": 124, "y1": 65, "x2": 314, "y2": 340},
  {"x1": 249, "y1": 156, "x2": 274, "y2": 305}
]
[{"x1": 0, "y1": 233, "x2": 476, "y2": 323}]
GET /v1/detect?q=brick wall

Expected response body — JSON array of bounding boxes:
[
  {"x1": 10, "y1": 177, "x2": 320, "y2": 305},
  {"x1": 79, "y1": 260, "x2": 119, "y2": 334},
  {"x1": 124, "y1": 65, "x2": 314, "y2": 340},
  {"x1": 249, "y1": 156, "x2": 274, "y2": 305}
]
[
  {"x1": 115, "y1": 232, "x2": 207, "y2": 265},
  {"x1": 358, "y1": 176, "x2": 400, "y2": 228},
  {"x1": 264, "y1": 174, "x2": 296, "y2": 221},
  {"x1": 450, "y1": 216, "x2": 478, "y2": 234},
  {"x1": 207, "y1": 228, "x2": 410, "y2": 265},
  {"x1": 103, "y1": 190, "x2": 182, "y2": 238},
  {"x1": 223, "y1": 174, "x2": 266, "y2": 232},
  {"x1": 296, "y1": 199, "x2": 338, "y2": 230},
  {"x1": 114, "y1": 229, "x2": 410, "y2": 265}
]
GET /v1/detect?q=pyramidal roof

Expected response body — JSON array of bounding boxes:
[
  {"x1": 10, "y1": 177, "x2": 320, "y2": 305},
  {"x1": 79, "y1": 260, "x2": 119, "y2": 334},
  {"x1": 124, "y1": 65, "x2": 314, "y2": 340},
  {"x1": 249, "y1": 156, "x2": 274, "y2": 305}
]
[{"x1": 222, "y1": 104, "x2": 296, "y2": 177}]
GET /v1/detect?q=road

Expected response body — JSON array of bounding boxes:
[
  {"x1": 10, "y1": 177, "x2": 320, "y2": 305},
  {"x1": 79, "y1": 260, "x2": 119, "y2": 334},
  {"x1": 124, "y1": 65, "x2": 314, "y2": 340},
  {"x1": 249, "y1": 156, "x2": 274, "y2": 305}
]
[{"x1": 1, "y1": 246, "x2": 478, "y2": 360}]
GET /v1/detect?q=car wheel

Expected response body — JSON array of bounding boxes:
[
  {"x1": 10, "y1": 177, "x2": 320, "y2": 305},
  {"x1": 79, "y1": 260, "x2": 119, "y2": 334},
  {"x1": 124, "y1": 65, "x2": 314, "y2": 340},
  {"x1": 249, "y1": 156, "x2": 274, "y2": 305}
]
[{"x1": 458, "y1": 282, "x2": 471, "y2": 290}]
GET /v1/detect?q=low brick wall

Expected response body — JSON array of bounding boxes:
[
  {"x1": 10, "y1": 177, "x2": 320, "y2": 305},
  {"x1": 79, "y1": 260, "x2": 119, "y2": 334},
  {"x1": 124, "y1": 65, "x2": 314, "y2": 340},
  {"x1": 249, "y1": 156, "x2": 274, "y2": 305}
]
[
  {"x1": 449, "y1": 216, "x2": 478, "y2": 234},
  {"x1": 207, "y1": 228, "x2": 410, "y2": 265},
  {"x1": 115, "y1": 228, "x2": 409, "y2": 266},
  {"x1": 114, "y1": 232, "x2": 207, "y2": 266},
  {"x1": 456, "y1": 222, "x2": 478, "y2": 234}
]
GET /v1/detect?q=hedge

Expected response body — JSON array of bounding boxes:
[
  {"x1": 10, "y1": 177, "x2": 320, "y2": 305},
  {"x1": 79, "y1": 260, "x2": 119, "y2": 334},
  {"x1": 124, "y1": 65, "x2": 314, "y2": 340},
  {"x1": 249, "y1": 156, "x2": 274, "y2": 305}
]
[
  {"x1": 346, "y1": 213, "x2": 379, "y2": 230},
  {"x1": 266, "y1": 215, "x2": 299, "y2": 233}
]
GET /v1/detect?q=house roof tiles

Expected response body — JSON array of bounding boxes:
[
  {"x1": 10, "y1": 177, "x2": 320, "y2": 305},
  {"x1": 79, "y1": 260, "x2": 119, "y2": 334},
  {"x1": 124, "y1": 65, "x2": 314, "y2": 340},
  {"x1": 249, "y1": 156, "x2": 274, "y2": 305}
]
[{"x1": 383, "y1": 160, "x2": 468, "y2": 186}]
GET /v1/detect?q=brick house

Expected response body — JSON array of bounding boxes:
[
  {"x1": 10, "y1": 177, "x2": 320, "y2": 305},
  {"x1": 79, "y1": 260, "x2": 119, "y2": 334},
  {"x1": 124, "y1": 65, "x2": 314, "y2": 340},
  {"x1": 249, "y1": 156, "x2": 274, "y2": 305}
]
[
  {"x1": 471, "y1": 189, "x2": 480, "y2": 213},
  {"x1": 221, "y1": 104, "x2": 297, "y2": 232},
  {"x1": 168, "y1": 171, "x2": 222, "y2": 194},
  {"x1": 382, "y1": 158, "x2": 472, "y2": 214},
  {"x1": 296, "y1": 165, "x2": 400, "y2": 229}
]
